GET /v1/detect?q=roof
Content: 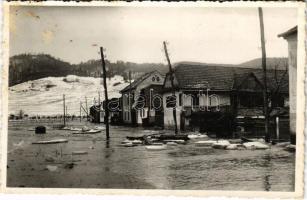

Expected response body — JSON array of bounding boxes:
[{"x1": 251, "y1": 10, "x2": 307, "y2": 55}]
[
  {"x1": 233, "y1": 71, "x2": 288, "y2": 93},
  {"x1": 167, "y1": 62, "x2": 288, "y2": 93},
  {"x1": 278, "y1": 26, "x2": 297, "y2": 38},
  {"x1": 120, "y1": 70, "x2": 163, "y2": 93}
]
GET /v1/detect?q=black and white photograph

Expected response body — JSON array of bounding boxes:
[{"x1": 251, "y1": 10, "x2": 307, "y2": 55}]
[{"x1": 2, "y1": 2, "x2": 305, "y2": 197}]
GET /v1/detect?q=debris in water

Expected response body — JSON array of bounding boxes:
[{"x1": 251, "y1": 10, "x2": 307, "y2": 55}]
[
  {"x1": 82, "y1": 126, "x2": 90, "y2": 132},
  {"x1": 194, "y1": 140, "x2": 215, "y2": 147},
  {"x1": 225, "y1": 144, "x2": 245, "y2": 150},
  {"x1": 72, "y1": 129, "x2": 101, "y2": 134},
  {"x1": 243, "y1": 142, "x2": 269, "y2": 150},
  {"x1": 120, "y1": 142, "x2": 134, "y2": 147},
  {"x1": 32, "y1": 139, "x2": 68, "y2": 144},
  {"x1": 275, "y1": 142, "x2": 290, "y2": 147},
  {"x1": 13, "y1": 140, "x2": 24, "y2": 147},
  {"x1": 145, "y1": 145, "x2": 167, "y2": 150},
  {"x1": 35, "y1": 126, "x2": 46, "y2": 134},
  {"x1": 163, "y1": 139, "x2": 186, "y2": 144},
  {"x1": 64, "y1": 163, "x2": 75, "y2": 169},
  {"x1": 166, "y1": 142, "x2": 177, "y2": 146},
  {"x1": 72, "y1": 151, "x2": 88, "y2": 155},
  {"x1": 285, "y1": 144, "x2": 295, "y2": 152},
  {"x1": 45, "y1": 156, "x2": 55, "y2": 162},
  {"x1": 188, "y1": 134, "x2": 208, "y2": 139},
  {"x1": 46, "y1": 165, "x2": 58, "y2": 172},
  {"x1": 131, "y1": 140, "x2": 143, "y2": 145},
  {"x1": 212, "y1": 140, "x2": 230, "y2": 149},
  {"x1": 94, "y1": 126, "x2": 105, "y2": 131}
]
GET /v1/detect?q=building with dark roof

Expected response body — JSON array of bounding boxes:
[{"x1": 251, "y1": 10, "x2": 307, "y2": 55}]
[{"x1": 162, "y1": 62, "x2": 289, "y2": 135}]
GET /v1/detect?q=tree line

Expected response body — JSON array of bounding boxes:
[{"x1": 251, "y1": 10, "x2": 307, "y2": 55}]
[{"x1": 9, "y1": 53, "x2": 168, "y2": 86}]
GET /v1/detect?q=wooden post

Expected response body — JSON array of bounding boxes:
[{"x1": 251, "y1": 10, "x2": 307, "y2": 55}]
[
  {"x1": 206, "y1": 88, "x2": 209, "y2": 111},
  {"x1": 276, "y1": 116, "x2": 279, "y2": 140},
  {"x1": 128, "y1": 70, "x2": 132, "y2": 123},
  {"x1": 258, "y1": 7, "x2": 270, "y2": 142},
  {"x1": 66, "y1": 106, "x2": 68, "y2": 121},
  {"x1": 100, "y1": 47, "x2": 110, "y2": 139},
  {"x1": 85, "y1": 96, "x2": 89, "y2": 121},
  {"x1": 98, "y1": 91, "x2": 101, "y2": 107},
  {"x1": 80, "y1": 101, "x2": 82, "y2": 122},
  {"x1": 163, "y1": 41, "x2": 178, "y2": 134},
  {"x1": 63, "y1": 94, "x2": 66, "y2": 127}
]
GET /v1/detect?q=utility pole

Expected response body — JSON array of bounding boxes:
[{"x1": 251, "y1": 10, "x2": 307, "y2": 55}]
[
  {"x1": 98, "y1": 91, "x2": 101, "y2": 122},
  {"x1": 100, "y1": 47, "x2": 110, "y2": 139},
  {"x1": 63, "y1": 94, "x2": 66, "y2": 127},
  {"x1": 258, "y1": 7, "x2": 270, "y2": 142},
  {"x1": 163, "y1": 41, "x2": 178, "y2": 134}
]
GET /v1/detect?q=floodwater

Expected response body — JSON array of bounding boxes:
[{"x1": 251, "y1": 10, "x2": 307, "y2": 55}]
[{"x1": 7, "y1": 120, "x2": 295, "y2": 191}]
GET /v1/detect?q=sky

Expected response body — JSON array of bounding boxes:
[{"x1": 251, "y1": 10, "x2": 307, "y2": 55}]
[{"x1": 10, "y1": 6, "x2": 297, "y2": 64}]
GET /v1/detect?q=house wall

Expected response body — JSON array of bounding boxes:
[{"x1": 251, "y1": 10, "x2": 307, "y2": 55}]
[
  {"x1": 122, "y1": 71, "x2": 164, "y2": 125},
  {"x1": 183, "y1": 92, "x2": 230, "y2": 107},
  {"x1": 163, "y1": 91, "x2": 182, "y2": 129},
  {"x1": 286, "y1": 34, "x2": 297, "y2": 141},
  {"x1": 135, "y1": 72, "x2": 164, "y2": 125},
  {"x1": 122, "y1": 92, "x2": 133, "y2": 124},
  {"x1": 163, "y1": 91, "x2": 231, "y2": 129}
]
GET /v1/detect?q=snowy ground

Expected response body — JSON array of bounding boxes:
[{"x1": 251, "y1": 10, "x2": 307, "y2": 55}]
[{"x1": 9, "y1": 75, "x2": 129, "y2": 116}]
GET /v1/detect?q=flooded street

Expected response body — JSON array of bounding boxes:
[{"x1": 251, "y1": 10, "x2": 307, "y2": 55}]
[{"x1": 7, "y1": 120, "x2": 295, "y2": 191}]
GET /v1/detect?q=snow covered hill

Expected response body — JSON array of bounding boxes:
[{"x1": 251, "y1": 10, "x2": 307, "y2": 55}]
[{"x1": 9, "y1": 75, "x2": 129, "y2": 116}]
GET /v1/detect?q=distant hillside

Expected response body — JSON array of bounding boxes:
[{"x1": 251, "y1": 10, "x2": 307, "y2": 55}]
[
  {"x1": 9, "y1": 54, "x2": 287, "y2": 86},
  {"x1": 73, "y1": 60, "x2": 168, "y2": 80},
  {"x1": 9, "y1": 54, "x2": 168, "y2": 86},
  {"x1": 239, "y1": 57, "x2": 288, "y2": 70},
  {"x1": 9, "y1": 54, "x2": 73, "y2": 86}
]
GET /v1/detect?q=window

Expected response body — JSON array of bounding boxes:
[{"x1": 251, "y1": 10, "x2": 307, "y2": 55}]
[
  {"x1": 156, "y1": 76, "x2": 160, "y2": 82},
  {"x1": 125, "y1": 111, "x2": 130, "y2": 121},
  {"x1": 166, "y1": 95, "x2": 176, "y2": 108},
  {"x1": 272, "y1": 95, "x2": 285, "y2": 108},
  {"x1": 192, "y1": 95, "x2": 199, "y2": 106},
  {"x1": 179, "y1": 93, "x2": 182, "y2": 106},
  {"x1": 152, "y1": 77, "x2": 155, "y2": 82},
  {"x1": 239, "y1": 93, "x2": 263, "y2": 108},
  {"x1": 140, "y1": 109, "x2": 147, "y2": 118}
]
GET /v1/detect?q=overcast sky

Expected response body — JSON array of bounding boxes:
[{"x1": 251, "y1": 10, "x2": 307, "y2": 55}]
[{"x1": 10, "y1": 6, "x2": 297, "y2": 64}]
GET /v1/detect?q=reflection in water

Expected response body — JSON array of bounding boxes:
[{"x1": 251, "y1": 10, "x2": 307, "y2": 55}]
[
  {"x1": 105, "y1": 139, "x2": 110, "y2": 149},
  {"x1": 263, "y1": 153, "x2": 272, "y2": 191},
  {"x1": 264, "y1": 175, "x2": 271, "y2": 191}
]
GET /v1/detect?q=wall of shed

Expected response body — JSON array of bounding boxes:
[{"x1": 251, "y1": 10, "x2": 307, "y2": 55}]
[{"x1": 286, "y1": 34, "x2": 297, "y2": 142}]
